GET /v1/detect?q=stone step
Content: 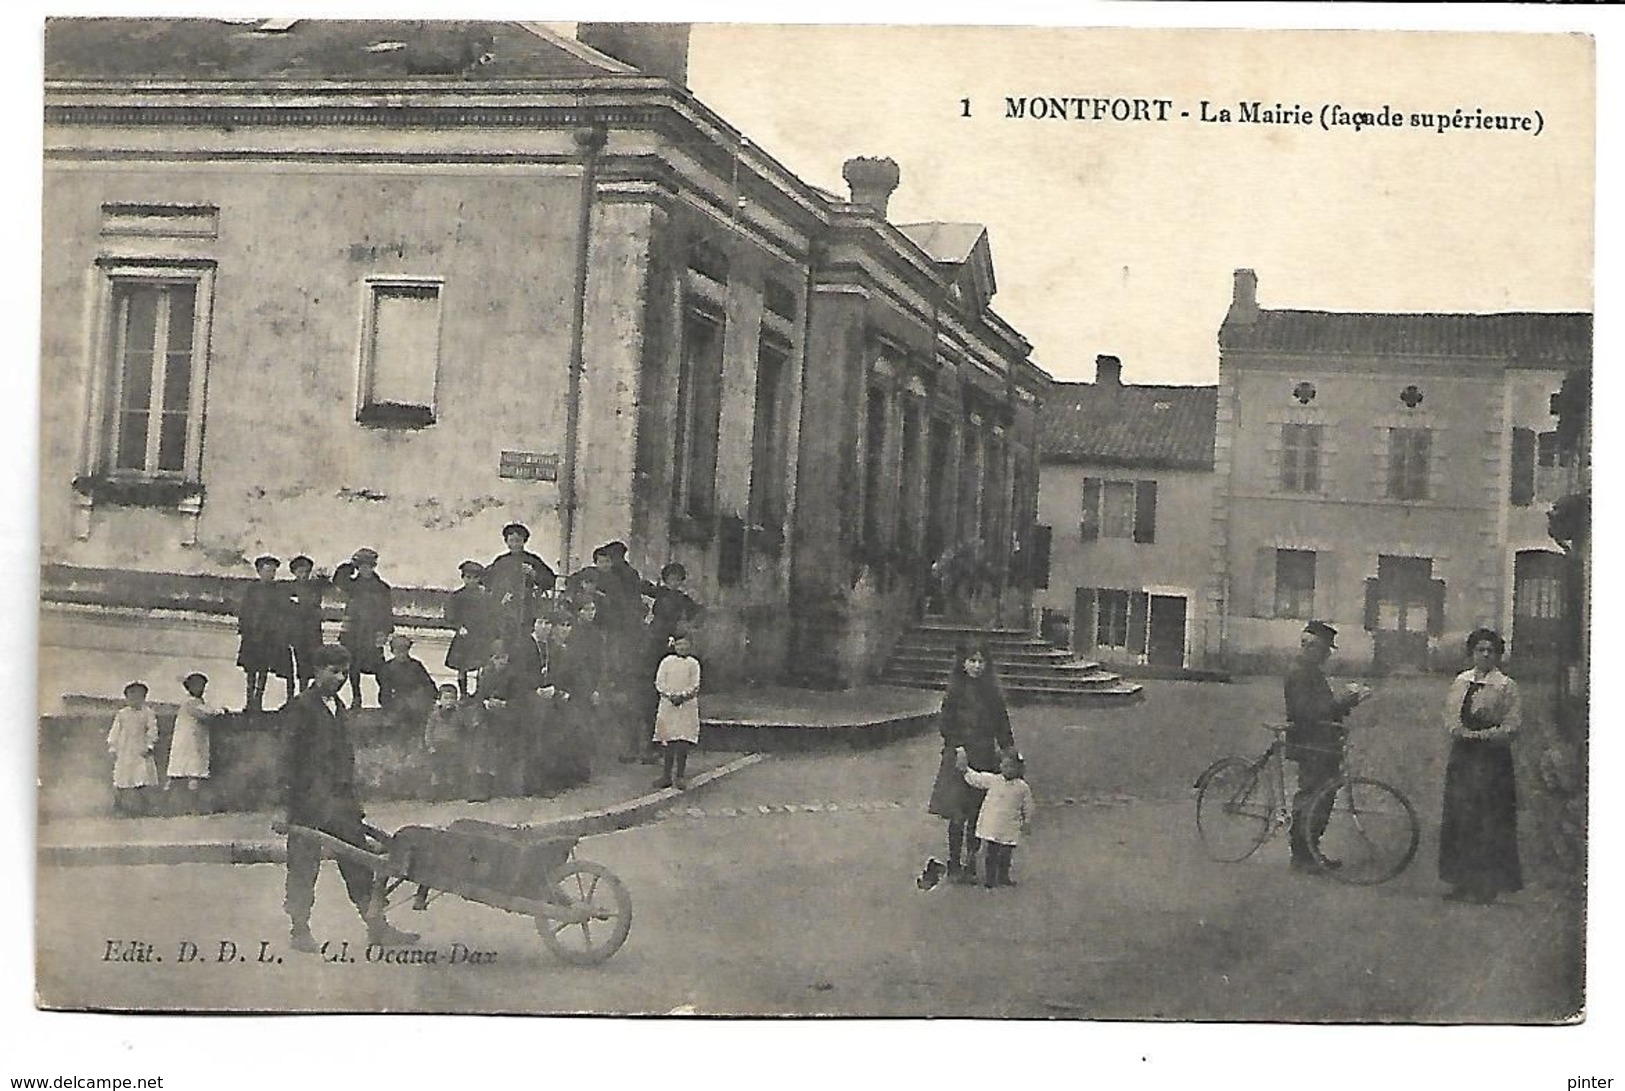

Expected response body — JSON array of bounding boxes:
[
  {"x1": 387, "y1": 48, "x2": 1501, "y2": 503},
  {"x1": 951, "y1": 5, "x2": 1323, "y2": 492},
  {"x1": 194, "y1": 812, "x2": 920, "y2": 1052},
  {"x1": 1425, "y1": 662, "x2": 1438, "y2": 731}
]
[
  {"x1": 890, "y1": 650, "x2": 1092, "y2": 666},
  {"x1": 883, "y1": 674, "x2": 1144, "y2": 704},
  {"x1": 884, "y1": 665, "x2": 1128, "y2": 690},
  {"x1": 903, "y1": 630, "x2": 1049, "y2": 646},
  {"x1": 886, "y1": 657, "x2": 1110, "y2": 679},
  {"x1": 913, "y1": 621, "x2": 1034, "y2": 637}
]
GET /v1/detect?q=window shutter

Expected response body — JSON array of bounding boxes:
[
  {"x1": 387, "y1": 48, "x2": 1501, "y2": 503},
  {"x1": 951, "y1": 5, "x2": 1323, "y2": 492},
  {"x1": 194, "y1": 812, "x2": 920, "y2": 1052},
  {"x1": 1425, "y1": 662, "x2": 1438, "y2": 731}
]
[
  {"x1": 1427, "y1": 578, "x2": 1447, "y2": 637},
  {"x1": 1372, "y1": 427, "x2": 1389, "y2": 499},
  {"x1": 1266, "y1": 423, "x2": 1284, "y2": 490},
  {"x1": 1073, "y1": 588, "x2": 1097, "y2": 655},
  {"x1": 1363, "y1": 577, "x2": 1380, "y2": 631},
  {"x1": 1423, "y1": 429, "x2": 1442, "y2": 502},
  {"x1": 1510, "y1": 428, "x2": 1535, "y2": 507},
  {"x1": 1133, "y1": 480, "x2": 1158, "y2": 544},
  {"x1": 1032, "y1": 525, "x2": 1052, "y2": 590},
  {"x1": 1254, "y1": 547, "x2": 1276, "y2": 618},
  {"x1": 1080, "y1": 478, "x2": 1101, "y2": 541},
  {"x1": 1320, "y1": 427, "x2": 1339, "y2": 500},
  {"x1": 1314, "y1": 550, "x2": 1338, "y2": 622},
  {"x1": 1127, "y1": 591, "x2": 1150, "y2": 657}
]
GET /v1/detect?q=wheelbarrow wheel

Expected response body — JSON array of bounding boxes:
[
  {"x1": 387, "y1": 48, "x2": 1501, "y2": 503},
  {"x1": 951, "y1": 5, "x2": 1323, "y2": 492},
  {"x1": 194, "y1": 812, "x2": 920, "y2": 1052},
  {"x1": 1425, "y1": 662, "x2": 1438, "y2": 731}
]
[{"x1": 536, "y1": 860, "x2": 632, "y2": 965}]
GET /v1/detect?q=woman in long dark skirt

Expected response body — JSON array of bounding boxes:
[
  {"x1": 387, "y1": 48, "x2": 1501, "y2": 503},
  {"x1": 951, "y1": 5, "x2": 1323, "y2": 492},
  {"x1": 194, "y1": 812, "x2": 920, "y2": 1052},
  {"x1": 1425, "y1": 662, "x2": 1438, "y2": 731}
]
[
  {"x1": 1438, "y1": 627, "x2": 1524, "y2": 904},
  {"x1": 927, "y1": 642, "x2": 1015, "y2": 885}
]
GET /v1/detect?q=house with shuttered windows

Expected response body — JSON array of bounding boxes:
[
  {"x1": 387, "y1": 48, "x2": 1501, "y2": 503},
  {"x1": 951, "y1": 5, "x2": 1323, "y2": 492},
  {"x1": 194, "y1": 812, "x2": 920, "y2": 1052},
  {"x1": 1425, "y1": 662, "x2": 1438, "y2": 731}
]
[
  {"x1": 1211, "y1": 269, "x2": 1591, "y2": 672},
  {"x1": 1035, "y1": 356, "x2": 1217, "y2": 669}
]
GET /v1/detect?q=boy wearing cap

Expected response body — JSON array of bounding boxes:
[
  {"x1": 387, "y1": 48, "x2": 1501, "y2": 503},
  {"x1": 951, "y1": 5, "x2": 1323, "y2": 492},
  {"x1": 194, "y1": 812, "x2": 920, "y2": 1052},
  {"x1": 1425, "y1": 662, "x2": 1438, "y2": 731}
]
[
  {"x1": 1284, "y1": 620, "x2": 1370, "y2": 871},
  {"x1": 486, "y1": 524, "x2": 554, "y2": 686},
  {"x1": 445, "y1": 560, "x2": 495, "y2": 697},
  {"x1": 284, "y1": 556, "x2": 325, "y2": 696},
  {"x1": 238, "y1": 555, "x2": 294, "y2": 714},
  {"x1": 377, "y1": 634, "x2": 438, "y2": 730},
  {"x1": 332, "y1": 548, "x2": 395, "y2": 708}
]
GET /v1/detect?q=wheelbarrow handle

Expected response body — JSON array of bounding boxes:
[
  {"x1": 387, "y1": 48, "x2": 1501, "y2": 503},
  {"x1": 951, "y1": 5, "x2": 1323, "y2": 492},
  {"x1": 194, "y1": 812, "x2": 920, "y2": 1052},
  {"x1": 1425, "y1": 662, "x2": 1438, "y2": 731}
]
[
  {"x1": 269, "y1": 819, "x2": 392, "y2": 850},
  {"x1": 361, "y1": 821, "x2": 393, "y2": 848}
]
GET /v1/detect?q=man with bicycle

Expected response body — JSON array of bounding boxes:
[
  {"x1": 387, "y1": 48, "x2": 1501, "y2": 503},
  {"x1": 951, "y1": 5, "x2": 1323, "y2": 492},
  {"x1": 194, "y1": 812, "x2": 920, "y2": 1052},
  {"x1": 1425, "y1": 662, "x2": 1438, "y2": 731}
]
[{"x1": 1284, "y1": 621, "x2": 1370, "y2": 872}]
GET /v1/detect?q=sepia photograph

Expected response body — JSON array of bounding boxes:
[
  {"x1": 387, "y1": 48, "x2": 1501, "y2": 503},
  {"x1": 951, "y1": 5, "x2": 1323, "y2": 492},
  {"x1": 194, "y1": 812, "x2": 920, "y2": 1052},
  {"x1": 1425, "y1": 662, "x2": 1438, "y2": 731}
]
[{"x1": 11, "y1": 0, "x2": 1621, "y2": 1085}]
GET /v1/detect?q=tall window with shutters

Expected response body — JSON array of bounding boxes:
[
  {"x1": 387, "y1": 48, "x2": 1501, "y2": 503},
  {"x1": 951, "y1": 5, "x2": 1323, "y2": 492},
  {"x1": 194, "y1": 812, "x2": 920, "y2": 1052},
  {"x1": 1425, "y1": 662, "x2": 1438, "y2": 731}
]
[
  {"x1": 89, "y1": 264, "x2": 217, "y2": 487},
  {"x1": 1280, "y1": 423, "x2": 1322, "y2": 492},
  {"x1": 1273, "y1": 549, "x2": 1317, "y2": 619},
  {"x1": 673, "y1": 300, "x2": 726, "y2": 521},
  {"x1": 1253, "y1": 546, "x2": 1336, "y2": 620},
  {"x1": 1095, "y1": 589, "x2": 1130, "y2": 649},
  {"x1": 747, "y1": 333, "x2": 793, "y2": 533},
  {"x1": 1073, "y1": 586, "x2": 1151, "y2": 659},
  {"x1": 1386, "y1": 427, "x2": 1432, "y2": 500},
  {"x1": 1079, "y1": 478, "x2": 1157, "y2": 543},
  {"x1": 1535, "y1": 429, "x2": 1568, "y2": 503},
  {"x1": 358, "y1": 279, "x2": 443, "y2": 428}
]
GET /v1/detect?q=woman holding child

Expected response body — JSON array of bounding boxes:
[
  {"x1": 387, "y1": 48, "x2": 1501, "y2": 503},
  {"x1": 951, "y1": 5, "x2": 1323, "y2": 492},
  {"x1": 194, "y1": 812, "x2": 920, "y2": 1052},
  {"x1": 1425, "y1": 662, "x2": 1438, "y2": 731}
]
[{"x1": 926, "y1": 642, "x2": 1015, "y2": 885}]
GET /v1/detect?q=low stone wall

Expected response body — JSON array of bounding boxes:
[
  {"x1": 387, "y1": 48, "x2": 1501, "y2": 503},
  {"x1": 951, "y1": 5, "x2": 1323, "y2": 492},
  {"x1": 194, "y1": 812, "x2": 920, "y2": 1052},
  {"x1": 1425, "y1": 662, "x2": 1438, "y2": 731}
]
[{"x1": 38, "y1": 698, "x2": 593, "y2": 820}]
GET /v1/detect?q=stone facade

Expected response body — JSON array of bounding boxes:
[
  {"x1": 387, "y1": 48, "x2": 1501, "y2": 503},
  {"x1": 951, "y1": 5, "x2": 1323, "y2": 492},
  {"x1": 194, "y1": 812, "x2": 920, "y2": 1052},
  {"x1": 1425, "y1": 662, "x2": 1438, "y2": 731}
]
[
  {"x1": 39, "y1": 19, "x2": 1046, "y2": 707},
  {"x1": 1209, "y1": 269, "x2": 1591, "y2": 674},
  {"x1": 1035, "y1": 359, "x2": 1216, "y2": 670}
]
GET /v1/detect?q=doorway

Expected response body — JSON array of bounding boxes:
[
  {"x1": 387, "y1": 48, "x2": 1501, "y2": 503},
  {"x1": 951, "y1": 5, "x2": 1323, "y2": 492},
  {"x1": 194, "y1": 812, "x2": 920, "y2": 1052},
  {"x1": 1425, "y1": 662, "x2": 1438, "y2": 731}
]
[
  {"x1": 1512, "y1": 549, "x2": 1565, "y2": 663},
  {"x1": 1367, "y1": 555, "x2": 1441, "y2": 672},
  {"x1": 1147, "y1": 595, "x2": 1187, "y2": 668}
]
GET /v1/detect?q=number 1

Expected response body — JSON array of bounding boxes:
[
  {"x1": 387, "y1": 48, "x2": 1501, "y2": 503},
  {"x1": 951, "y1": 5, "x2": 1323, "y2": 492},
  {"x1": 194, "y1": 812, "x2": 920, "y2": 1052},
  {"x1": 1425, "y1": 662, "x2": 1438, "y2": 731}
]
[{"x1": 960, "y1": 97, "x2": 971, "y2": 118}]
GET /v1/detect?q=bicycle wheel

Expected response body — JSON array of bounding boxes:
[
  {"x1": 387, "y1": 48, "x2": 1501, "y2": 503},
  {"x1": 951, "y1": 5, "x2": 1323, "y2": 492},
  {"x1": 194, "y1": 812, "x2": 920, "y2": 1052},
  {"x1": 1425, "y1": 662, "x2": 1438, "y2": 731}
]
[
  {"x1": 1309, "y1": 776, "x2": 1420, "y2": 885},
  {"x1": 536, "y1": 860, "x2": 633, "y2": 965},
  {"x1": 1196, "y1": 757, "x2": 1275, "y2": 862}
]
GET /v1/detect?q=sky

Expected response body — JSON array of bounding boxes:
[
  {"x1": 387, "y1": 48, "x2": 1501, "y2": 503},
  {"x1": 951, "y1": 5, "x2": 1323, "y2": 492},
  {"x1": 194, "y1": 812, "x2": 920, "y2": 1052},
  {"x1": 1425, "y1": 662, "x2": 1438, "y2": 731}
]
[
  {"x1": 678, "y1": 24, "x2": 1594, "y2": 384},
  {"x1": 2, "y1": 3, "x2": 1620, "y2": 1088}
]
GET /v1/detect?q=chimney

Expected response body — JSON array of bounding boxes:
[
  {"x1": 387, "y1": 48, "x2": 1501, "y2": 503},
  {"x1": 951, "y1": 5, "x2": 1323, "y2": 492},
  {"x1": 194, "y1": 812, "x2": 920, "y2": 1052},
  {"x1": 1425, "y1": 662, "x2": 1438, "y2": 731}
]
[
  {"x1": 1229, "y1": 268, "x2": 1259, "y2": 324},
  {"x1": 577, "y1": 23, "x2": 691, "y2": 86},
  {"x1": 1095, "y1": 355, "x2": 1122, "y2": 387},
  {"x1": 842, "y1": 157, "x2": 901, "y2": 219}
]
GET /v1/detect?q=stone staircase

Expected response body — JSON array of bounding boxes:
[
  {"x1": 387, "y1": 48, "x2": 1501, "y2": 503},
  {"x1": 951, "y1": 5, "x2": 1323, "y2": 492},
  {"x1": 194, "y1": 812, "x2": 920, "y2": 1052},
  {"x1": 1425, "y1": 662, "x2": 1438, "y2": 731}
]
[{"x1": 882, "y1": 620, "x2": 1144, "y2": 704}]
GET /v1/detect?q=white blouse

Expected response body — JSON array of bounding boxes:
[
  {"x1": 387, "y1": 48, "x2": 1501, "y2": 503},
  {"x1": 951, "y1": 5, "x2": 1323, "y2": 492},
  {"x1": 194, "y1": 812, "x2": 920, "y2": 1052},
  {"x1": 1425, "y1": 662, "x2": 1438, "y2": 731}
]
[{"x1": 1443, "y1": 667, "x2": 1522, "y2": 741}]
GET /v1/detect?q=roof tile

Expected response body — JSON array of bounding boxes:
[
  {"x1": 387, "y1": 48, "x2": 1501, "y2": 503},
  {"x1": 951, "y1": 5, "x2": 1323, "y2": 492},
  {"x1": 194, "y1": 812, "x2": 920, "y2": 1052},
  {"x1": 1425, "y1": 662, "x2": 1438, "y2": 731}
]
[
  {"x1": 1220, "y1": 309, "x2": 1591, "y2": 365},
  {"x1": 1040, "y1": 382, "x2": 1217, "y2": 469}
]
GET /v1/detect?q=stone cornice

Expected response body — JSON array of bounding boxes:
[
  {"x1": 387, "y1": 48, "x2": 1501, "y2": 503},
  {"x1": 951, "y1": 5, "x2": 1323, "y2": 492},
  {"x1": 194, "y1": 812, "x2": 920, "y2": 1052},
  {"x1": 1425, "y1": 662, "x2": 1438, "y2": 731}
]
[{"x1": 46, "y1": 79, "x2": 830, "y2": 228}]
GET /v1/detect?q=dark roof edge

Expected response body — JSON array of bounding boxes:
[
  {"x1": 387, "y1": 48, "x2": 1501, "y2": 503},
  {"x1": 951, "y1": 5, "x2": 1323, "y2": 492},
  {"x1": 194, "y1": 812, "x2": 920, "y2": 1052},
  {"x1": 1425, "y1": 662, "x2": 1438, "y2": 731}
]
[{"x1": 1038, "y1": 453, "x2": 1215, "y2": 472}]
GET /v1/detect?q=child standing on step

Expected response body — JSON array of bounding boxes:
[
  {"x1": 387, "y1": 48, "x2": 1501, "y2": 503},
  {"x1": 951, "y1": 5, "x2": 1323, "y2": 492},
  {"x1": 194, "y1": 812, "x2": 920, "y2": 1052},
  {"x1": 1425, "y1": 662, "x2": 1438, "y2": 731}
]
[
  {"x1": 652, "y1": 632, "x2": 702, "y2": 790},
  {"x1": 108, "y1": 681, "x2": 159, "y2": 814},
  {"x1": 956, "y1": 747, "x2": 1034, "y2": 887},
  {"x1": 237, "y1": 554, "x2": 293, "y2": 713},
  {"x1": 166, "y1": 672, "x2": 225, "y2": 794}
]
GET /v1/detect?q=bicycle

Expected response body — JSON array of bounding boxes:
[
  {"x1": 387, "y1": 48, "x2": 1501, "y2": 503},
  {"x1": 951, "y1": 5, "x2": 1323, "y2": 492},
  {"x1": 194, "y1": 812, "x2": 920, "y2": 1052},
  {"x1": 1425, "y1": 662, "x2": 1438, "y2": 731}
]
[{"x1": 1194, "y1": 719, "x2": 1420, "y2": 885}]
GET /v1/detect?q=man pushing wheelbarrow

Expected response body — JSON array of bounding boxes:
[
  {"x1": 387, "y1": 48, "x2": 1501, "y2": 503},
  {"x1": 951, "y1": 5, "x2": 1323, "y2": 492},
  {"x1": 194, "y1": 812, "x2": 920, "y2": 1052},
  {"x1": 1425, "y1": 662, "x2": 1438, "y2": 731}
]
[{"x1": 281, "y1": 645, "x2": 420, "y2": 954}]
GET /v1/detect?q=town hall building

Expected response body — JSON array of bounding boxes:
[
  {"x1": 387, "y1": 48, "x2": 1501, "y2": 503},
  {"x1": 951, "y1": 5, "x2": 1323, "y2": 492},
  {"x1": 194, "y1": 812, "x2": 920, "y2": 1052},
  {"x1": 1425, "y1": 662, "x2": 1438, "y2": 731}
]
[{"x1": 38, "y1": 19, "x2": 1047, "y2": 706}]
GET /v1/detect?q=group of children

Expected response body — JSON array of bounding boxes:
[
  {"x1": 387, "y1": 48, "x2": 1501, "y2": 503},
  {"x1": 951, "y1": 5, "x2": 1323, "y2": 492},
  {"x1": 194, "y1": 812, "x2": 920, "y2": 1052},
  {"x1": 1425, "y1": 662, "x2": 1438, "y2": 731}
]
[
  {"x1": 106, "y1": 524, "x2": 707, "y2": 813},
  {"x1": 106, "y1": 672, "x2": 227, "y2": 813}
]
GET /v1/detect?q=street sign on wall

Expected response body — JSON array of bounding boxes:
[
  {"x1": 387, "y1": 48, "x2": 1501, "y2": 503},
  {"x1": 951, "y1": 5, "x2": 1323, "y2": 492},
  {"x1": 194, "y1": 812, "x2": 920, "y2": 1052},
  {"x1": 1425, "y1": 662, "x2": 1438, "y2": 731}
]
[{"x1": 499, "y1": 450, "x2": 559, "y2": 482}]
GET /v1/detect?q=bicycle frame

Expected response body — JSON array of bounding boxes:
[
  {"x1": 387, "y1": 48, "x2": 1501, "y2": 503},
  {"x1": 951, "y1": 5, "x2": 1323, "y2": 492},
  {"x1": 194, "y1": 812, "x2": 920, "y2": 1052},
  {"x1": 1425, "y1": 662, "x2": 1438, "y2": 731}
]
[{"x1": 1195, "y1": 717, "x2": 1419, "y2": 883}]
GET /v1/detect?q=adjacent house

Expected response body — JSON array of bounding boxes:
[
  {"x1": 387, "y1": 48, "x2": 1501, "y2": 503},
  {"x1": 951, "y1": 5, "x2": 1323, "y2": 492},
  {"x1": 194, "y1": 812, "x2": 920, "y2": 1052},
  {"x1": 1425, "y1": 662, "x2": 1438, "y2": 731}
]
[
  {"x1": 1209, "y1": 269, "x2": 1591, "y2": 672},
  {"x1": 1035, "y1": 356, "x2": 1216, "y2": 670},
  {"x1": 39, "y1": 18, "x2": 1046, "y2": 706}
]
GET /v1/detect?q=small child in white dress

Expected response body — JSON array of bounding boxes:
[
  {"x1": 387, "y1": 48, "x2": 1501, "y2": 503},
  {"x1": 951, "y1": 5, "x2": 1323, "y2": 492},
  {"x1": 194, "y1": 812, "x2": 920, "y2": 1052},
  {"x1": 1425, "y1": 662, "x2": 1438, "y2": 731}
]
[
  {"x1": 166, "y1": 672, "x2": 225, "y2": 792},
  {"x1": 956, "y1": 748, "x2": 1034, "y2": 888},
  {"x1": 108, "y1": 681, "x2": 159, "y2": 814},
  {"x1": 652, "y1": 633, "x2": 701, "y2": 790}
]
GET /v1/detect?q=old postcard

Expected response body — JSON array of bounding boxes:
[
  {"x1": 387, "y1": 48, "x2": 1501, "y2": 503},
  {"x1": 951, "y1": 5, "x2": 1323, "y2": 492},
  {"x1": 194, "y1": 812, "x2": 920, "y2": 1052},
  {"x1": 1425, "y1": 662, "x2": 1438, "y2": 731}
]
[{"x1": 20, "y1": 4, "x2": 1609, "y2": 1084}]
